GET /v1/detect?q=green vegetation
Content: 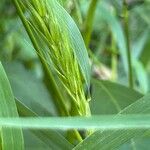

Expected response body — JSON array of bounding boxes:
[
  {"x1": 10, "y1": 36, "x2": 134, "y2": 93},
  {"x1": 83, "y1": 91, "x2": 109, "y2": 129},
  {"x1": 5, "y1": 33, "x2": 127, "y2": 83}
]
[{"x1": 0, "y1": 0, "x2": 150, "y2": 149}]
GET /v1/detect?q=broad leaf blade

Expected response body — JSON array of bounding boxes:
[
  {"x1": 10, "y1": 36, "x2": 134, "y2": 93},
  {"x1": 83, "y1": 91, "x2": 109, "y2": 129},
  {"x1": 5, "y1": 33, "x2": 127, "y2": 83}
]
[
  {"x1": 90, "y1": 79, "x2": 143, "y2": 114},
  {"x1": 74, "y1": 93, "x2": 150, "y2": 150},
  {"x1": 0, "y1": 62, "x2": 24, "y2": 150}
]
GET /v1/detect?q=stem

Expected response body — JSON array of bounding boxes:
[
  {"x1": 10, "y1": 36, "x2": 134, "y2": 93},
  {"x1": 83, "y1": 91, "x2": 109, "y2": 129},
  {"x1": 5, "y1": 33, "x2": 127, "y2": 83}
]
[
  {"x1": 73, "y1": 0, "x2": 83, "y2": 26},
  {"x1": 111, "y1": 35, "x2": 118, "y2": 81},
  {"x1": 123, "y1": 2, "x2": 135, "y2": 150},
  {"x1": 83, "y1": 0, "x2": 98, "y2": 47},
  {"x1": 123, "y1": 1, "x2": 134, "y2": 89}
]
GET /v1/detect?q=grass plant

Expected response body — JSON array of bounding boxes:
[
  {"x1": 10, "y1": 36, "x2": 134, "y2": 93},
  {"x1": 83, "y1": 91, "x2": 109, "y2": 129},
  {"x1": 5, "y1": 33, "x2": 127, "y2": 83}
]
[{"x1": 0, "y1": 0, "x2": 150, "y2": 149}]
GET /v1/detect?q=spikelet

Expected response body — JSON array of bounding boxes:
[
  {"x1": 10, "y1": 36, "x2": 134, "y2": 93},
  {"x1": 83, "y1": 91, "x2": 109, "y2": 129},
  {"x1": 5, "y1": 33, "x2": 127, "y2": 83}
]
[{"x1": 20, "y1": 0, "x2": 91, "y2": 117}]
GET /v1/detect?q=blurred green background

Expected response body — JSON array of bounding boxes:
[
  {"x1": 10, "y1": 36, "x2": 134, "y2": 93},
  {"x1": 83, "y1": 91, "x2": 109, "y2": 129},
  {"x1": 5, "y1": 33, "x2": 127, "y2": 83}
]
[{"x1": 1, "y1": 0, "x2": 150, "y2": 93}]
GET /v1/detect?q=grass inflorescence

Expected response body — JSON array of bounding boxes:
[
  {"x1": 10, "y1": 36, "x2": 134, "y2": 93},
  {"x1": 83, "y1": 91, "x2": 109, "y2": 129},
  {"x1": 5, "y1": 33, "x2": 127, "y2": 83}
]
[
  {"x1": 12, "y1": 0, "x2": 92, "y2": 143},
  {"x1": 27, "y1": 0, "x2": 91, "y2": 117}
]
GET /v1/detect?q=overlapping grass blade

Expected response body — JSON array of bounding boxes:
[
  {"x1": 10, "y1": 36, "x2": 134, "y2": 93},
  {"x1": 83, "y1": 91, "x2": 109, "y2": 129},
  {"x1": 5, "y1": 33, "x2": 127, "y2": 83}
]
[
  {"x1": 74, "y1": 93, "x2": 150, "y2": 150},
  {"x1": 90, "y1": 79, "x2": 143, "y2": 149},
  {"x1": 15, "y1": 99, "x2": 73, "y2": 150},
  {"x1": 0, "y1": 62, "x2": 24, "y2": 150},
  {"x1": 1, "y1": 76, "x2": 150, "y2": 149}
]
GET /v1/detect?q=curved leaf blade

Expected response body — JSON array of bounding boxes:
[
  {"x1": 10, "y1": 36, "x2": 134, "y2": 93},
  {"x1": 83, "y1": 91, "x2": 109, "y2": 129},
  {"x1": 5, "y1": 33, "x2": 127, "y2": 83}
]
[
  {"x1": 47, "y1": 0, "x2": 91, "y2": 88},
  {"x1": 74, "y1": 93, "x2": 150, "y2": 150},
  {"x1": 0, "y1": 62, "x2": 24, "y2": 150}
]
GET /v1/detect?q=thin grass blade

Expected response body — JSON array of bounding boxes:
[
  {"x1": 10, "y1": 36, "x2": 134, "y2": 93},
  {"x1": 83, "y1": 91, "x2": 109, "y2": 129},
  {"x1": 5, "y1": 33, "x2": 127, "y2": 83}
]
[{"x1": 0, "y1": 62, "x2": 24, "y2": 150}]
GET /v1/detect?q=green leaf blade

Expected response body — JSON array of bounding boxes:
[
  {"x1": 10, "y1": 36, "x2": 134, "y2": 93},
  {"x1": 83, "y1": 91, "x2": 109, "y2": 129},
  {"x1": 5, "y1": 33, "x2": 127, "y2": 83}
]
[
  {"x1": 0, "y1": 62, "x2": 24, "y2": 150},
  {"x1": 91, "y1": 79, "x2": 143, "y2": 114},
  {"x1": 74, "y1": 93, "x2": 150, "y2": 150},
  {"x1": 48, "y1": 0, "x2": 91, "y2": 88},
  {"x1": 16, "y1": 98, "x2": 74, "y2": 150}
]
